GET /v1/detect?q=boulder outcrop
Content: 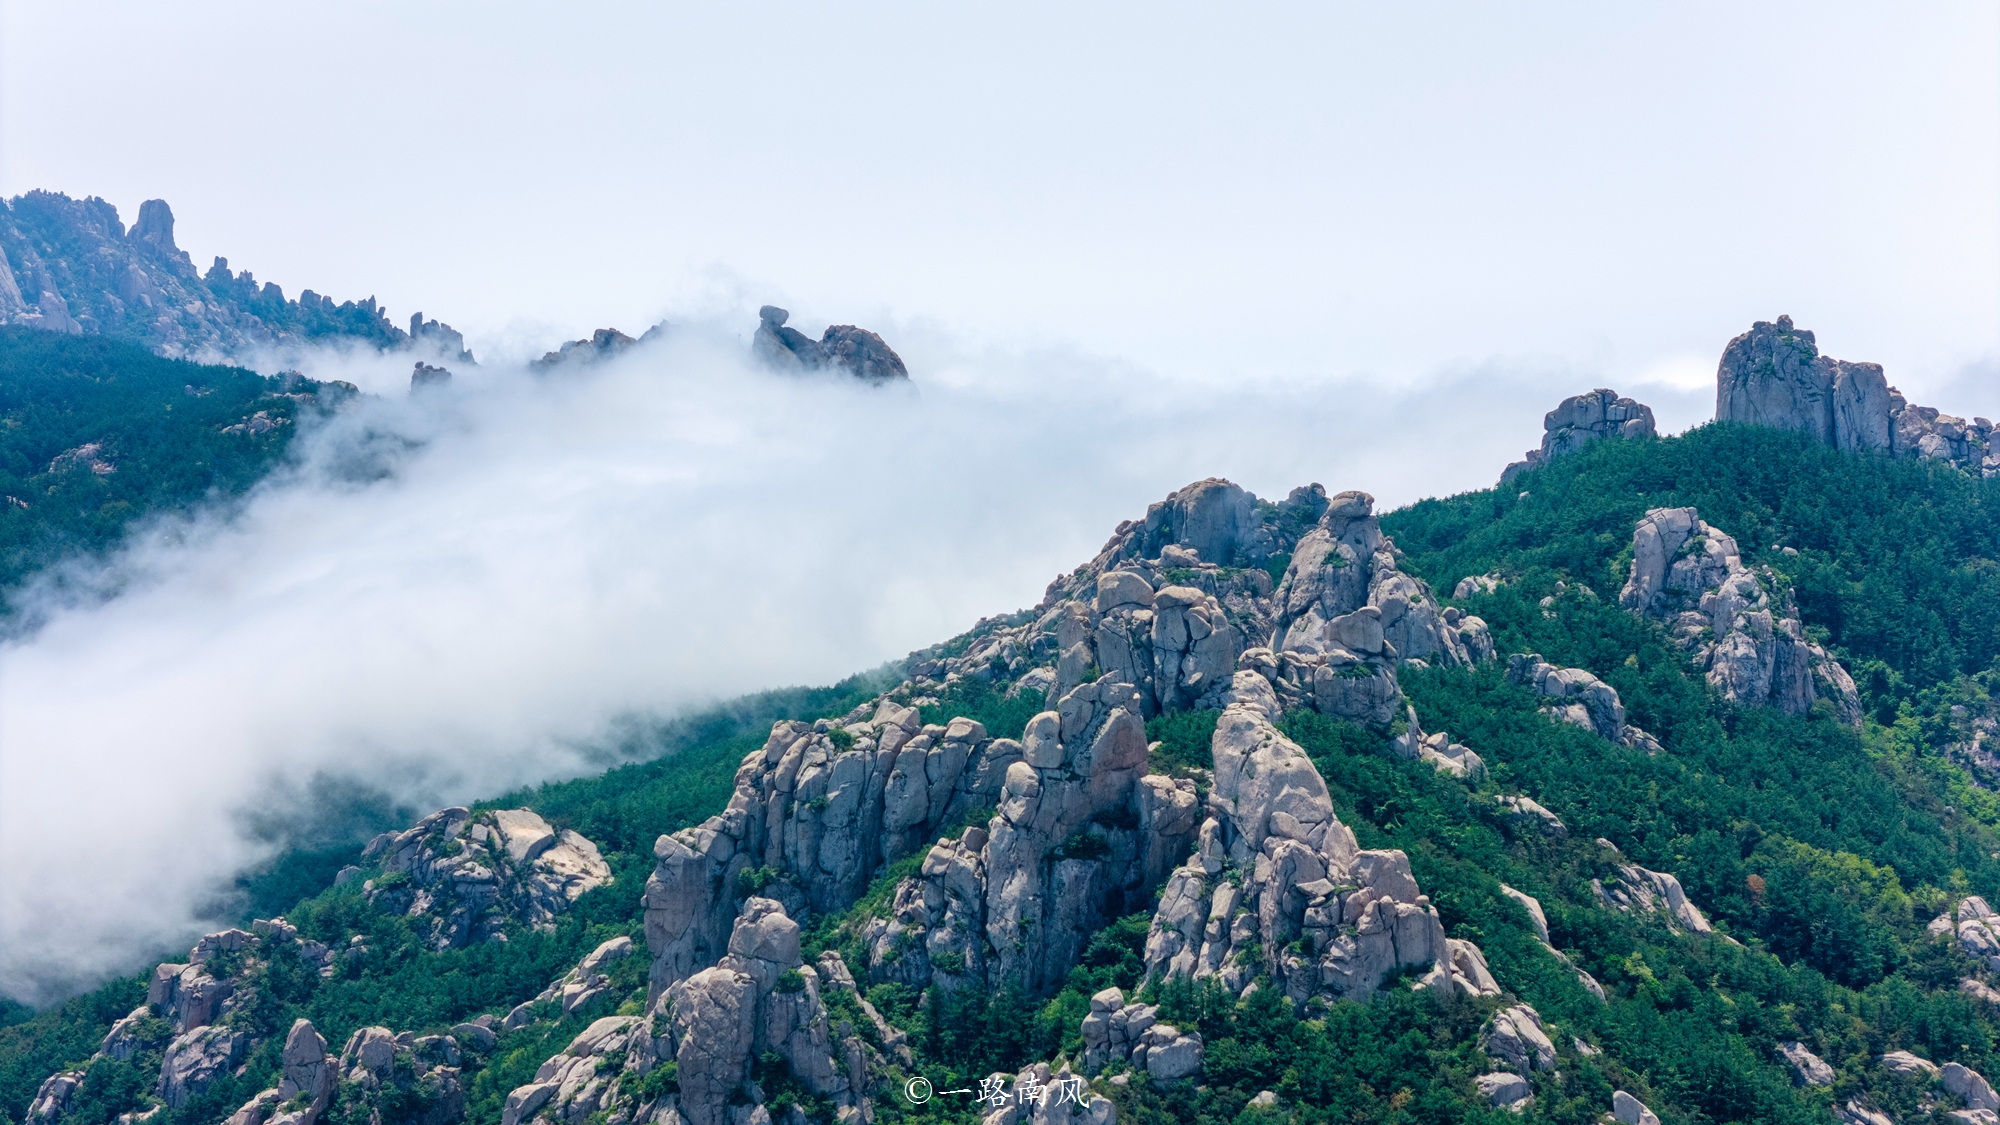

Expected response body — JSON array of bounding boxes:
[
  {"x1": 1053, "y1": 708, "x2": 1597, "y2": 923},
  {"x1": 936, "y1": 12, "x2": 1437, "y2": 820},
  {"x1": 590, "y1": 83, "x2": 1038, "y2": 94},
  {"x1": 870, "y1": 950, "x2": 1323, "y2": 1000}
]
[
  {"x1": 1778, "y1": 1041, "x2": 1835, "y2": 1087},
  {"x1": 1717, "y1": 316, "x2": 1997, "y2": 476},
  {"x1": 1481, "y1": 1004, "x2": 1558, "y2": 1075},
  {"x1": 525, "y1": 897, "x2": 873, "y2": 1125},
  {"x1": 1593, "y1": 863, "x2": 1715, "y2": 935},
  {"x1": 1928, "y1": 896, "x2": 2000, "y2": 971},
  {"x1": 752, "y1": 306, "x2": 909, "y2": 382},
  {"x1": 1501, "y1": 389, "x2": 1656, "y2": 483},
  {"x1": 362, "y1": 807, "x2": 612, "y2": 949},
  {"x1": 1390, "y1": 705, "x2": 1485, "y2": 779},
  {"x1": 0, "y1": 191, "x2": 467, "y2": 361},
  {"x1": 863, "y1": 678, "x2": 1197, "y2": 997},
  {"x1": 1142, "y1": 679, "x2": 1499, "y2": 1005},
  {"x1": 1506, "y1": 654, "x2": 1663, "y2": 752},
  {"x1": 1619, "y1": 507, "x2": 1862, "y2": 725}
]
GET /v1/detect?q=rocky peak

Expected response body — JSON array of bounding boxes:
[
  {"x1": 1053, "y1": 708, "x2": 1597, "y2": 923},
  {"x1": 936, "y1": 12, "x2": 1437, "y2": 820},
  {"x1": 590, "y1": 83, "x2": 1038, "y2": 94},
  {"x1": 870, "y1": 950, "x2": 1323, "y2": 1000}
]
[
  {"x1": 1501, "y1": 388, "x2": 1656, "y2": 483},
  {"x1": 530, "y1": 323, "x2": 663, "y2": 371},
  {"x1": 1717, "y1": 315, "x2": 1996, "y2": 475},
  {"x1": 0, "y1": 190, "x2": 466, "y2": 361},
  {"x1": 751, "y1": 305, "x2": 909, "y2": 382},
  {"x1": 129, "y1": 200, "x2": 184, "y2": 263}
]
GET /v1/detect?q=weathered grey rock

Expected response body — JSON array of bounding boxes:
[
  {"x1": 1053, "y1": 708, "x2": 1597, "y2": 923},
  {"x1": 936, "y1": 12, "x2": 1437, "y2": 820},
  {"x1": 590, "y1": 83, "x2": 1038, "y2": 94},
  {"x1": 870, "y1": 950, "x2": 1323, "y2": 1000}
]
[
  {"x1": 1501, "y1": 388, "x2": 1656, "y2": 482},
  {"x1": 27, "y1": 1072, "x2": 83, "y2": 1121},
  {"x1": 1496, "y1": 885, "x2": 1605, "y2": 1001},
  {"x1": 644, "y1": 701, "x2": 1045, "y2": 1001},
  {"x1": 1593, "y1": 863, "x2": 1715, "y2": 935},
  {"x1": 329, "y1": 1024, "x2": 464, "y2": 1125},
  {"x1": 1946, "y1": 1063, "x2": 2000, "y2": 1111},
  {"x1": 1934, "y1": 897, "x2": 2000, "y2": 972},
  {"x1": 1141, "y1": 690, "x2": 1498, "y2": 1006},
  {"x1": 1716, "y1": 316, "x2": 1995, "y2": 475},
  {"x1": 411, "y1": 362, "x2": 453, "y2": 391},
  {"x1": 1476, "y1": 1072, "x2": 1533, "y2": 1112},
  {"x1": 1390, "y1": 705, "x2": 1484, "y2": 779},
  {"x1": 1779, "y1": 1041, "x2": 1834, "y2": 1087},
  {"x1": 364, "y1": 807, "x2": 611, "y2": 949},
  {"x1": 751, "y1": 306, "x2": 908, "y2": 382},
  {"x1": 640, "y1": 899, "x2": 861, "y2": 1125},
  {"x1": 1274, "y1": 491, "x2": 1477, "y2": 670},
  {"x1": 1612, "y1": 1090, "x2": 1661, "y2": 1125},
  {"x1": 1837, "y1": 1100, "x2": 1897, "y2": 1125},
  {"x1": 276, "y1": 1019, "x2": 334, "y2": 1105},
  {"x1": 1620, "y1": 507, "x2": 1862, "y2": 725},
  {"x1": 1882, "y1": 1050, "x2": 1942, "y2": 1078},
  {"x1": 530, "y1": 326, "x2": 658, "y2": 371},
  {"x1": 1481, "y1": 1004, "x2": 1557, "y2": 1074},
  {"x1": 159, "y1": 1025, "x2": 248, "y2": 1107},
  {"x1": 0, "y1": 192, "x2": 468, "y2": 361},
  {"x1": 867, "y1": 677, "x2": 1192, "y2": 998},
  {"x1": 1506, "y1": 654, "x2": 1662, "y2": 752},
  {"x1": 1496, "y1": 795, "x2": 1565, "y2": 838}
]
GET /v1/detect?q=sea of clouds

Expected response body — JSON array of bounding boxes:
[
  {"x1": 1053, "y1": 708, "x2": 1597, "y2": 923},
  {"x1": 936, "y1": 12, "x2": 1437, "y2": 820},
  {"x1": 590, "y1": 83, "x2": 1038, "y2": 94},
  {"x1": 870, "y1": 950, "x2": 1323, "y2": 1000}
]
[{"x1": 0, "y1": 316, "x2": 1713, "y2": 1004}]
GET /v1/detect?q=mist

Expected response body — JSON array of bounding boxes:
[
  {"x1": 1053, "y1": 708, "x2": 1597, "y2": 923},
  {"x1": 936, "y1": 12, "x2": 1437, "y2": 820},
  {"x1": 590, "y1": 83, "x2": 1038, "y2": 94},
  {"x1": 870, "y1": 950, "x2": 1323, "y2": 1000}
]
[{"x1": 0, "y1": 317, "x2": 1711, "y2": 1004}]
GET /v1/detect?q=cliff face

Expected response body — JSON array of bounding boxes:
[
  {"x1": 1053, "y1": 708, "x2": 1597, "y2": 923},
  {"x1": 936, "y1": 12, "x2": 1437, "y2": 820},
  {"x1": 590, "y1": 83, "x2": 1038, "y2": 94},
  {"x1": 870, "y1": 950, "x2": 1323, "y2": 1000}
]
[
  {"x1": 1717, "y1": 316, "x2": 1997, "y2": 475},
  {"x1": 0, "y1": 193, "x2": 469, "y2": 362}
]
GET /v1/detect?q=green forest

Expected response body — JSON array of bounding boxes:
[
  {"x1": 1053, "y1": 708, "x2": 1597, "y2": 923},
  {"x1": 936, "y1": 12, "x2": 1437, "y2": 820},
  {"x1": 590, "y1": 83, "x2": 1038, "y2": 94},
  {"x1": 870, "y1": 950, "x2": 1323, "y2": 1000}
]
[
  {"x1": 0, "y1": 327, "x2": 343, "y2": 618},
  {"x1": 6, "y1": 413, "x2": 2000, "y2": 1125}
]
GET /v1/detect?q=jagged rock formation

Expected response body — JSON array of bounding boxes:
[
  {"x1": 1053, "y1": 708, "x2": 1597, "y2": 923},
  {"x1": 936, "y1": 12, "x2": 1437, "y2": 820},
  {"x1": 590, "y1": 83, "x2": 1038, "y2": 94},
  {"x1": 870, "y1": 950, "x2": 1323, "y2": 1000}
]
[
  {"x1": 1505, "y1": 654, "x2": 1662, "y2": 752},
  {"x1": 1501, "y1": 389, "x2": 1656, "y2": 483},
  {"x1": 361, "y1": 808, "x2": 612, "y2": 949},
  {"x1": 530, "y1": 324, "x2": 665, "y2": 371},
  {"x1": 0, "y1": 192, "x2": 469, "y2": 361},
  {"x1": 37, "y1": 920, "x2": 458, "y2": 1125},
  {"x1": 509, "y1": 898, "x2": 874, "y2": 1125},
  {"x1": 751, "y1": 306, "x2": 908, "y2": 382},
  {"x1": 1142, "y1": 675, "x2": 1500, "y2": 1005},
  {"x1": 609, "y1": 475, "x2": 1513, "y2": 1114},
  {"x1": 1620, "y1": 507, "x2": 1863, "y2": 725},
  {"x1": 1717, "y1": 316, "x2": 1997, "y2": 476},
  {"x1": 411, "y1": 362, "x2": 453, "y2": 391}
]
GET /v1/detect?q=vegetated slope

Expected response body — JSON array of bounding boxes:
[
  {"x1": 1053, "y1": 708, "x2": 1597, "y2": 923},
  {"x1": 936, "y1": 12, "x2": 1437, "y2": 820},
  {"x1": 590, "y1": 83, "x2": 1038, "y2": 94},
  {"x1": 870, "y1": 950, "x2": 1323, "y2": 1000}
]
[
  {"x1": 0, "y1": 327, "x2": 349, "y2": 618},
  {"x1": 10, "y1": 424, "x2": 2000, "y2": 1125}
]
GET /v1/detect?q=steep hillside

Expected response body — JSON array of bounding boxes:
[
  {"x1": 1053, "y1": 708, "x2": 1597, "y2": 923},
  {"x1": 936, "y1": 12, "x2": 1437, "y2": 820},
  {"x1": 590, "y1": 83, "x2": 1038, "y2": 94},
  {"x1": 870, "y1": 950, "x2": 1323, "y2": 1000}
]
[
  {"x1": 0, "y1": 193, "x2": 470, "y2": 362},
  {"x1": 8, "y1": 326, "x2": 2000, "y2": 1125},
  {"x1": 0, "y1": 327, "x2": 353, "y2": 620}
]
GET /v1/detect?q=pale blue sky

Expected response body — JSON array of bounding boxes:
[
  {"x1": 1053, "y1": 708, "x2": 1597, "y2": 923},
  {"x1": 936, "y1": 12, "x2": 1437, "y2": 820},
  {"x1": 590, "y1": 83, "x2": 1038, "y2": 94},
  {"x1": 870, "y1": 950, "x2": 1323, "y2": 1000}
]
[{"x1": 5, "y1": 2, "x2": 1996, "y2": 411}]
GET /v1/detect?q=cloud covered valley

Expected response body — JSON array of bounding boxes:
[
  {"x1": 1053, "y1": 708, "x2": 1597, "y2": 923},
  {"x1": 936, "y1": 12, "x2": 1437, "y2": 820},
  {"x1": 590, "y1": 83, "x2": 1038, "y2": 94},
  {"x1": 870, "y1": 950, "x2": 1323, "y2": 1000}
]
[{"x1": 0, "y1": 318, "x2": 1711, "y2": 1003}]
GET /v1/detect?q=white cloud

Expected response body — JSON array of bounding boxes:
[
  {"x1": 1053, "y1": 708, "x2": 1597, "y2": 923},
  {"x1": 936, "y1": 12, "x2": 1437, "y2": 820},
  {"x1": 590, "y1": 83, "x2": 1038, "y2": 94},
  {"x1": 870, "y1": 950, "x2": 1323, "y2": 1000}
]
[{"x1": 0, "y1": 316, "x2": 1690, "y2": 1002}]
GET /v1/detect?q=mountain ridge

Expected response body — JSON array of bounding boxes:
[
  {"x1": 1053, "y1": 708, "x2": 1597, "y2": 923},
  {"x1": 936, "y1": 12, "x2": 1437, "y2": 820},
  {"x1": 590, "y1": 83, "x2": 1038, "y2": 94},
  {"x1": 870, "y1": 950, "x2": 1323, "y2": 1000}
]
[{"x1": 4, "y1": 318, "x2": 1999, "y2": 1125}]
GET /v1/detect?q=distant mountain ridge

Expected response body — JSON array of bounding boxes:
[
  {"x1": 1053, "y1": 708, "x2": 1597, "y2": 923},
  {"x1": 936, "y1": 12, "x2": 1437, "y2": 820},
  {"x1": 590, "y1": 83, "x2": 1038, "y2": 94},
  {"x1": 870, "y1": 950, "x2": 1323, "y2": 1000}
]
[{"x1": 0, "y1": 192, "x2": 470, "y2": 363}]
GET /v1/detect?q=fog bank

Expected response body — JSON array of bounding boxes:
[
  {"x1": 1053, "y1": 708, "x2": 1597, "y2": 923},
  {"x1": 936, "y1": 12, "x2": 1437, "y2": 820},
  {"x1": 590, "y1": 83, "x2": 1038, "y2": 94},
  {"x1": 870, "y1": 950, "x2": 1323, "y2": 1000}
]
[{"x1": 0, "y1": 319, "x2": 1708, "y2": 1003}]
